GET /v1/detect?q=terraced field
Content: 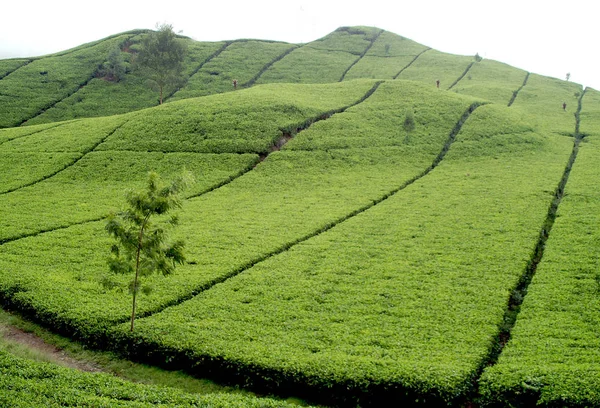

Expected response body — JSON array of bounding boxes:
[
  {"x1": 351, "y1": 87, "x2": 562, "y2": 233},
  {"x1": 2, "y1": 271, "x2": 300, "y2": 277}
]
[{"x1": 1, "y1": 25, "x2": 599, "y2": 407}]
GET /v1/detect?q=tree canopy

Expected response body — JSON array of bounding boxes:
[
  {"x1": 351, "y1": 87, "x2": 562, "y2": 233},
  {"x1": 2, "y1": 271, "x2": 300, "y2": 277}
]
[{"x1": 136, "y1": 24, "x2": 187, "y2": 104}]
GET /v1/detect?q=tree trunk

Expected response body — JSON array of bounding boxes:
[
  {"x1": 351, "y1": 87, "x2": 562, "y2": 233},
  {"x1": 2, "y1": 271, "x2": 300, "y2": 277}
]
[{"x1": 131, "y1": 214, "x2": 150, "y2": 332}]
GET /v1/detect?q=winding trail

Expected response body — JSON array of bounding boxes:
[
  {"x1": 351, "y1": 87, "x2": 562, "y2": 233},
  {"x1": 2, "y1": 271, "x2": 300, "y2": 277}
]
[
  {"x1": 131, "y1": 100, "x2": 482, "y2": 325},
  {"x1": 470, "y1": 88, "x2": 588, "y2": 401},
  {"x1": 339, "y1": 29, "x2": 384, "y2": 82},
  {"x1": 507, "y1": 72, "x2": 530, "y2": 107},
  {"x1": 0, "y1": 324, "x2": 102, "y2": 373},
  {"x1": 393, "y1": 48, "x2": 430, "y2": 79}
]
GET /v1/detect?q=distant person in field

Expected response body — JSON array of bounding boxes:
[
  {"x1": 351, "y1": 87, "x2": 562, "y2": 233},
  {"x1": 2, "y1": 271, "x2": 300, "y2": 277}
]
[
  {"x1": 233, "y1": 79, "x2": 238, "y2": 90},
  {"x1": 563, "y1": 102, "x2": 567, "y2": 111},
  {"x1": 436, "y1": 79, "x2": 440, "y2": 89}
]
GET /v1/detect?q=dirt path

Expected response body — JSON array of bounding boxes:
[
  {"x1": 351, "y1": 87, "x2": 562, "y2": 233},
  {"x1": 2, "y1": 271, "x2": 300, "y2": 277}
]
[{"x1": 0, "y1": 324, "x2": 102, "y2": 373}]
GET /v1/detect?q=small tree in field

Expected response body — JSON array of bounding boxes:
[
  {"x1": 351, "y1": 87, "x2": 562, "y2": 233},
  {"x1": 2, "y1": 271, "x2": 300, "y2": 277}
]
[
  {"x1": 403, "y1": 110, "x2": 416, "y2": 142},
  {"x1": 136, "y1": 23, "x2": 187, "y2": 104},
  {"x1": 105, "y1": 171, "x2": 192, "y2": 332}
]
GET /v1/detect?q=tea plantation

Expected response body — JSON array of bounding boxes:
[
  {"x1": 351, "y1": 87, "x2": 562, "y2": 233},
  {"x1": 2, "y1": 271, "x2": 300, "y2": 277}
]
[{"x1": 1, "y1": 25, "x2": 599, "y2": 406}]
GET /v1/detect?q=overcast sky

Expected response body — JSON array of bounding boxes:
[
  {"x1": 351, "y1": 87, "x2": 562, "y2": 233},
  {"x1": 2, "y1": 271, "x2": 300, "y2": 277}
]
[{"x1": 2, "y1": 0, "x2": 598, "y2": 90}]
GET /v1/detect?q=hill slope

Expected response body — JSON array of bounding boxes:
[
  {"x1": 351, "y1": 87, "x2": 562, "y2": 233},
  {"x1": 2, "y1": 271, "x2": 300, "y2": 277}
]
[{"x1": 1, "y1": 26, "x2": 600, "y2": 407}]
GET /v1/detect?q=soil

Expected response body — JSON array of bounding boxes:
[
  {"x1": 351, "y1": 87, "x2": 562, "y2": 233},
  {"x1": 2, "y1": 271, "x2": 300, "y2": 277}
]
[{"x1": 0, "y1": 324, "x2": 102, "y2": 373}]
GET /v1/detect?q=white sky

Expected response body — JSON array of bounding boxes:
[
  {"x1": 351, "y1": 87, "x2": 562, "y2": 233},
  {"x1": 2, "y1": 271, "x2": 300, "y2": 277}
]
[{"x1": 1, "y1": 0, "x2": 599, "y2": 90}]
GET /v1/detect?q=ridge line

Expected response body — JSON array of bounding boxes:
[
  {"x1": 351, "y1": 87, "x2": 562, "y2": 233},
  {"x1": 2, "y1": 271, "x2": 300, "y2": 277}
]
[
  {"x1": 339, "y1": 29, "x2": 384, "y2": 82},
  {"x1": 129, "y1": 100, "x2": 481, "y2": 326}
]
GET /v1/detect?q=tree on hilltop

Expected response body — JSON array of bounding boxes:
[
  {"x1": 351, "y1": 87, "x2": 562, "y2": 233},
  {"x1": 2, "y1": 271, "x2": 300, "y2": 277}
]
[
  {"x1": 136, "y1": 24, "x2": 187, "y2": 104},
  {"x1": 104, "y1": 171, "x2": 193, "y2": 332}
]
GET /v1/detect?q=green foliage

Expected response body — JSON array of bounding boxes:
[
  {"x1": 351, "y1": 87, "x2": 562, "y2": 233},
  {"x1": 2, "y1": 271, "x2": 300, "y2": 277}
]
[
  {"x1": 136, "y1": 24, "x2": 187, "y2": 104},
  {"x1": 100, "y1": 47, "x2": 126, "y2": 81},
  {"x1": 0, "y1": 59, "x2": 29, "y2": 79},
  {"x1": 26, "y1": 40, "x2": 225, "y2": 124},
  {"x1": 581, "y1": 87, "x2": 600, "y2": 137},
  {"x1": 0, "y1": 34, "x2": 128, "y2": 128},
  {"x1": 397, "y1": 49, "x2": 474, "y2": 88},
  {"x1": 124, "y1": 106, "x2": 572, "y2": 404},
  {"x1": 285, "y1": 81, "x2": 473, "y2": 151},
  {"x1": 171, "y1": 40, "x2": 295, "y2": 100},
  {"x1": 479, "y1": 137, "x2": 600, "y2": 407},
  {"x1": 257, "y1": 46, "x2": 359, "y2": 84},
  {"x1": 511, "y1": 73, "x2": 583, "y2": 135},
  {"x1": 451, "y1": 59, "x2": 528, "y2": 105},
  {"x1": 344, "y1": 31, "x2": 429, "y2": 80},
  {"x1": 0, "y1": 347, "x2": 304, "y2": 407},
  {"x1": 0, "y1": 150, "x2": 257, "y2": 243},
  {"x1": 106, "y1": 171, "x2": 192, "y2": 331},
  {"x1": 98, "y1": 80, "x2": 378, "y2": 153}
]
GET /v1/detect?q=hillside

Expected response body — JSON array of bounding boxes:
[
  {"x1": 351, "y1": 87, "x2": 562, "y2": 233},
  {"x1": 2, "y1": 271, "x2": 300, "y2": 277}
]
[{"x1": 1, "y1": 26, "x2": 600, "y2": 407}]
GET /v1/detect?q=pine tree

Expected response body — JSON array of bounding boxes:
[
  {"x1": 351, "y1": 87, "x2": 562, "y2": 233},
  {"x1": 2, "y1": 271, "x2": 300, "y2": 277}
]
[{"x1": 105, "y1": 171, "x2": 192, "y2": 331}]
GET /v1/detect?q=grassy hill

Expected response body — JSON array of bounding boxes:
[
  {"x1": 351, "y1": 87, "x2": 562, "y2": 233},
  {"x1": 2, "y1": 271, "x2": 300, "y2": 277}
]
[{"x1": 1, "y1": 26, "x2": 600, "y2": 407}]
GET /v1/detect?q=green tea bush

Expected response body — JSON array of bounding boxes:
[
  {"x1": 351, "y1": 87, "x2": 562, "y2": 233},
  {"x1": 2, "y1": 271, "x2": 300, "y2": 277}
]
[
  {"x1": 257, "y1": 47, "x2": 359, "y2": 84},
  {"x1": 0, "y1": 151, "x2": 258, "y2": 243},
  {"x1": 0, "y1": 81, "x2": 472, "y2": 344},
  {"x1": 25, "y1": 39, "x2": 227, "y2": 124},
  {"x1": 396, "y1": 49, "x2": 474, "y2": 88},
  {"x1": 511, "y1": 73, "x2": 582, "y2": 135},
  {"x1": 0, "y1": 35, "x2": 129, "y2": 128},
  {"x1": 99, "y1": 81, "x2": 378, "y2": 153},
  {"x1": 0, "y1": 59, "x2": 29, "y2": 79},
  {"x1": 479, "y1": 137, "x2": 600, "y2": 407},
  {"x1": 285, "y1": 81, "x2": 474, "y2": 151},
  {"x1": 451, "y1": 59, "x2": 528, "y2": 105},
  {"x1": 581, "y1": 87, "x2": 600, "y2": 137},
  {"x1": 123, "y1": 109, "x2": 572, "y2": 405},
  {"x1": 344, "y1": 31, "x2": 429, "y2": 80},
  {"x1": 171, "y1": 41, "x2": 294, "y2": 100}
]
